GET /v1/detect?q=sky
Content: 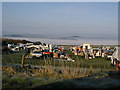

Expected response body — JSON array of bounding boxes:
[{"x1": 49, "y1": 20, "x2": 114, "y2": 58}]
[
  {"x1": 0, "y1": 2, "x2": 2, "y2": 37},
  {"x1": 2, "y1": 2, "x2": 118, "y2": 39}
]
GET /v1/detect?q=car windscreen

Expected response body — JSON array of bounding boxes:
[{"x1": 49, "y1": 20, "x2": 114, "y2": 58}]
[{"x1": 105, "y1": 50, "x2": 114, "y2": 55}]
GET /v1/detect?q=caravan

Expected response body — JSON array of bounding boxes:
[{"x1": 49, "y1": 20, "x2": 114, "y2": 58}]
[{"x1": 111, "y1": 47, "x2": 120, "y2": 70}]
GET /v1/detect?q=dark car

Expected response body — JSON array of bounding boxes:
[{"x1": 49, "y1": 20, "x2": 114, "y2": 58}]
[
  {"x1": 42, "y1": 50, "x2": 51, "y2": 58},
  {"x1": 104, "y1": 50, "x2": 114, "y2": 60},
  {"x1": 42, "y1": 50, "x2": 50, "y2": 55}
]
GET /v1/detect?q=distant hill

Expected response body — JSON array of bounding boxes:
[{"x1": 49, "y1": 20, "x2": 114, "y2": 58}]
[
  {"x1": 2, "y1": 38, "x2": 33, "y2": 45},
  {"x1": 2, "y1": 34, "x2": 117, "y2": 40},
  {"x1": 59, "y1": 36, "x2": 82, "y2": 40},
  {"x1": 3, "y1": 34, "x2": 23, "y2": 37},
  {"x1": 3, "y1": 34, "x2": 56, "y2": 39}
]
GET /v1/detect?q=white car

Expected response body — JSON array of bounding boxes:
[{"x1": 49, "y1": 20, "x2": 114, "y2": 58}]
[{"x1": 31, "y1": 51, "x2": 42, "y2": 58}]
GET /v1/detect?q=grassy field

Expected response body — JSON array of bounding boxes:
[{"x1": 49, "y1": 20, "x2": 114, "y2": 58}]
[
  {"x1": 2, "y1": 48, "x2": 114, "y2": 68},
  {"x1": 2, "y1": 46, "x2": 116, "y2": 88},
  {"x1": 2, "y1": 50, "x2": 114, "y2": 69}
]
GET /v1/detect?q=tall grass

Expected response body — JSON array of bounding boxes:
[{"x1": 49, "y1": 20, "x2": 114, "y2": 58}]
[
  {"x1": 2, "y1": 50, "x2": 114, "y2": 79},
  {"x1": 25, "y1": 57, "x2": 112, "y2": 79}
]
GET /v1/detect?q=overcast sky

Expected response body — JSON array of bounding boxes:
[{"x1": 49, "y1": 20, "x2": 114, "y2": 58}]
[{"x1": 2, "y1": 2, "x2": 118, "y2": 38}]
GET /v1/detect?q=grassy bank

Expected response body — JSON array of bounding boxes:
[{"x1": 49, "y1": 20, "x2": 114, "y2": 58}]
[
  {"x1": 2, "y1": 75, "x2": 63, "y2": 88},
  {"x1": 2, "y1": 68, "x2": 120, "y2": 88}
]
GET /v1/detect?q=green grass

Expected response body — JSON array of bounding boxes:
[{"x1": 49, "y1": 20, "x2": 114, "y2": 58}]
[
  {"x1": 2, "y1": 46, "x2": 117, "y2": 88},
  {"x1": 2, "y1": 50, "x2": 114, "y2": 70},
  {"x1": 2, "y1": 75, "x2": 63, "y2": 88},
  {"x1": 2, "y1": 49, "x2": 114, "y2": 82},
  {"x1": 2, "y1": 53, "x2": 23, "y2": 65},
  {"x1": 2, "y1": 48, "x2": 115, "y2": 79}
]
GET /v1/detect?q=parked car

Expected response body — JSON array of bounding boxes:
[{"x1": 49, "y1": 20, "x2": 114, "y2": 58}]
[
  {"x1": 42, "y1": 50, "x2": 50, "y2": 55},
  {"x1": 42, "y1": 50, "x2": 51, "y2": 58},
  {"x1": 60, "y1": 53, "x2": 66, "y2": 59},
  {"x1": 31, "y1": 51, "x2": 42, "y2": 59}
]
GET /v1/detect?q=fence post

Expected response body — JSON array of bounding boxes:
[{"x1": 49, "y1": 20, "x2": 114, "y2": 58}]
[
  {"x1": 89, "y1": 64, "x2": 93, "y2": 75},
  {"x1": 21, "y1": 55, "x2": 25, "y2": 66}
]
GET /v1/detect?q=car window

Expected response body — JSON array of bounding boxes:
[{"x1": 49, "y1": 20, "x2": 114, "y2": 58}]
[
  {"x1": 43, "y1": 50, "x2": 49, "y2": 52},
  {"x1": 33, "y1": 51, "x2": 41, "y2": 53}
]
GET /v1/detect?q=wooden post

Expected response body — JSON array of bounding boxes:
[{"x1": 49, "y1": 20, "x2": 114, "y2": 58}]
[
  {"x1": 21, "y1": 55, "x2": 25, "y2": 66},
  {"x1": 89, "y1": 64, "x2": 93, "y2": 75}
]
